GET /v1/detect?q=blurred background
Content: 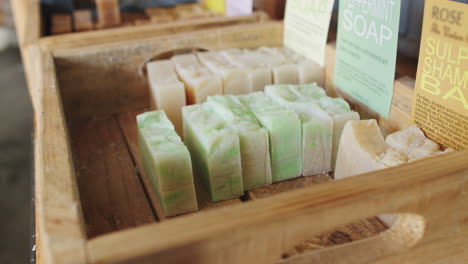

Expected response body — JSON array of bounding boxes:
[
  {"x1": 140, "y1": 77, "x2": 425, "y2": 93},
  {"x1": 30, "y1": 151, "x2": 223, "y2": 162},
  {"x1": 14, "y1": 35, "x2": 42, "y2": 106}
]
[{"x1": 0, "y1": 1, "x2": 33, "y2": 264}]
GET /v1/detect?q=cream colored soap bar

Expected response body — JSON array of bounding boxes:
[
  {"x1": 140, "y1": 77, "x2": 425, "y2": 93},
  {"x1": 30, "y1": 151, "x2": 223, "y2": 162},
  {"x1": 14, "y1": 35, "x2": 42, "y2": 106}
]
[
  {"x1": 146, "y1": 60, "x2": 186, "y2": 135},
  {"x1": 274, "y1": 47, "x2": 324, "y2": 86},
  {"x1": 171, "y1": 54, "x2": 222, "y2": 104},
  {"x1": 256, "y1": 47, "x2": 299, "y2": 85},
  {"x1": 137, "y1": 111, "x2": 198, "y2": 217},
  {"x1": 182, "y1": 104, "x2": 244, "y2": 202},
  {"x1": 239, "y1": 92, "x2": 302, "y2": 182},
  {"x1": 265, "y1": 84, "x2": 333, "y2": 175},
  {"x1": 291, "y1": 84, "x2": 360, "y2": 169},
  {"x1": 206, "y1": 95, "x2": 272, "y2": 190},
  {"x1": 220, "y1": 49, "x2": 272, "y2": 92},
  {"x1": 197, "y1": 52, "x2": 249, "y2": 95}
]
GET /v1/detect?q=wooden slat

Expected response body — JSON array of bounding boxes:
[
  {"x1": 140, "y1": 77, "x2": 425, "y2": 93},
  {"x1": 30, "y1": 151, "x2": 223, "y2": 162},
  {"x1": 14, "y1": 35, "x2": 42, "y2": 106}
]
[
  {"x1": 116, "y1": 111, "x2": 241, "y2": 220},
  {"x1": 11, "y1": 0, "x2": 42, "y2": 46},
  {"x1": 87, "y1": 149, "x2": 468, "y2": 264},
  {"x1": 34, "y1": 47, "x2": 88, "y2": 264},
  {"x1": 247, "y1": 175, "x2": 387, "y2": 258},
  {"x1": 69, "y1": 117, "x2": 156, "y2": 238}
]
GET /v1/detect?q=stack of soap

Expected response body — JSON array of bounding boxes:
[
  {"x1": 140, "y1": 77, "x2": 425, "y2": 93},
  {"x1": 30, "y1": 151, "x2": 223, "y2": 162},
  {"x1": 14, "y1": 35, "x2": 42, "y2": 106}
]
[
  {"x1": 220, "y1": 49, "x2": 272, "y2": 92},
  {"x1": 239, "y1": 92, "x2": 302, "y2": 182},
  {"x1": 146, "y1": 60, "x2": 186, "y2": 135},
  {"x1": 335, "y1": 121, "x2": 453, "y2": 180},
  {"x1": 205, "y1": 95, "x2": 272, "y2": 190},
  {"x1": 291, "y1": 83, "x2": 360, "y2": 169},
  {"x1": 182, "y1": 104, "x2": 244, "y2": 202},
  {"x1": 277, "y1": 47, "x2": 324, "y2": 86},
  {"x1": 171, "y1": 54, "x2": 222, "y2": 104},
  {"x1": 197, "y1": 52, "x2": 250, "y2": 95},
  {"x1": 137, "y1": 111, "x2": 198, "y2": 217},
  {"x1": 265, "y1": 84, "x2": 333, "y2": 175}
]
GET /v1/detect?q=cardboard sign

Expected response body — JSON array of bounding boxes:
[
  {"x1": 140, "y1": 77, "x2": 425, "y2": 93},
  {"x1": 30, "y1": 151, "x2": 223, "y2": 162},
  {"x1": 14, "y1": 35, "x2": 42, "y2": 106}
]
[
  {"x1": 411, "y1": 0, "x2": 468, "y2": 150},
  {"x1": 283, "y1": 0, "x2": 335, "y2": 66},
  {"x1": 334, "y1": 0, "x2": 401, "y2": 118}
]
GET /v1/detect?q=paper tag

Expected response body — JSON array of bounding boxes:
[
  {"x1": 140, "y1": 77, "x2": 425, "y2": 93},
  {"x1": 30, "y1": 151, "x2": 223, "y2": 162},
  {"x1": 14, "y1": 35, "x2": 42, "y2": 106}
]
[
  {"x1": 283, "y1": 0, "x2": 335, "y2": 66},
  {"x1": 226, "y1": 0, "x2": 253, "y2": 16},
  {"x1": 411, "y1": 0, "x2": 468, "y2": 150},
  {"x1": 333, "y1": 0, "x2": 401, "y2": 118}
]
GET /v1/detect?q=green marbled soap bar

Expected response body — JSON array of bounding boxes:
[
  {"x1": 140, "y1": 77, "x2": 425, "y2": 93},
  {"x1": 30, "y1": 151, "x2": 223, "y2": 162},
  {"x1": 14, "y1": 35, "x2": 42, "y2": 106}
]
[
  {"x1": 182, "y1": 104, "x2": 244, "y2": 202},
  {"x1": 265, "y1": 84, "x2": 333, "y2": 175},
  {"x1": 205, "y1": 95, "x2": 272, "y2": 190},
  {"x1": 239, "y1": 92, "x2": 302, "y2": 182},
  {"x1": 137, "y1": 111, "x2": 198, "y2": 217}
]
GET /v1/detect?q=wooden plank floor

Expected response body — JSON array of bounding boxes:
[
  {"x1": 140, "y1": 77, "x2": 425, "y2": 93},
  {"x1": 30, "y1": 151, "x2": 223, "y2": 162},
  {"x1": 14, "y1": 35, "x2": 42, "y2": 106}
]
[{"x1": 68, "y1": 112, "x2": 387, "y2": 255}]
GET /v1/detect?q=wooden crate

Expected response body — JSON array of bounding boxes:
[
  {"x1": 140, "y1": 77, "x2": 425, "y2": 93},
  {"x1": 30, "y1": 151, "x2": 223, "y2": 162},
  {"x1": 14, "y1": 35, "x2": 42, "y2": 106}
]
[{"x1": 21, "y1": 19, "x2": 468, "y2": 264}]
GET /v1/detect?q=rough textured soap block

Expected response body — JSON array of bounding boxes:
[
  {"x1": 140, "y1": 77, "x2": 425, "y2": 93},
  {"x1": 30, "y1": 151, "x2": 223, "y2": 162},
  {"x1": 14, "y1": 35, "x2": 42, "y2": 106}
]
[
  {"x1": 265, "y1": 84, "x2": 333, "y2": 175},
  {"x1": 146, "y1": 60, "x2": 186, "y2": 135},
  {"x1": 239, "y1": 92, "x2": 302, "y2": 182},
  {"x1": 96, "y1": 0, "x2": 121, "y2": 28},
  {"x1": 197, "y1": 52, "x2": 249, "y2": 95},
  {"x1": 182, "y1": 104, "x2": 243, "y2": 202},
  {"x1": 292, "y1": 84, "x2": 360, "y2": 169},
  {"x1": 220, "y1": 49, "x2": 272, "y2": 92},
  {"x1": 206, "y1": 95, "x2": 272, "y2": 190},
  {"x1": 137, "y1": 111, "x2": 198, "y2": 217},
  {"x1": 73, "y1": 10, "x2": 94, "y2": 32},
  {"x1": 171, "y1": 54, "x2": 222, "y2": 104}
]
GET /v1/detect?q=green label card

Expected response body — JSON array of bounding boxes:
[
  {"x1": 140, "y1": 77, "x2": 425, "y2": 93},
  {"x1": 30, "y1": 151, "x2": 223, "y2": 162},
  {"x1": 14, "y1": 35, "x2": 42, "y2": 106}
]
[
  {"x1": 334, "y1": 0, "x2": 401, "y2": 118},
  {"x1": 284, "y1": 0, "x2": 335, "y2": 66}
]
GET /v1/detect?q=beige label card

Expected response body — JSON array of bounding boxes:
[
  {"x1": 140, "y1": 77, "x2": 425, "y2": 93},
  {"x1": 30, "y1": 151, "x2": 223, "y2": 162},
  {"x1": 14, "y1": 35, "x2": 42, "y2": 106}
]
[{"x1": 411, "y1": 0, "x2": 468, "y2": 149}]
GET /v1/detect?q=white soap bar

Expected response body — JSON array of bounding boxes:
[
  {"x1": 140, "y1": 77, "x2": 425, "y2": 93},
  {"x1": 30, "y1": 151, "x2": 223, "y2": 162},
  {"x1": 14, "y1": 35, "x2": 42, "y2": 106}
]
[
  {"x1": 182, "y1": 104, "x2": 244, "y2": 202},
  {"x1": 239, "y1": 92, "x2": 302, "y2": 182},
  {"x1": 220, "y1": 49, "x2": 272, "y2": 92},
  {"x1": 197, "y1": 51, "x2": 249, "y2": 95},
  {"x1": 265, "y1": 84, "x2": 333, "y2": 175},
  {"x1": 171, "y1": 54, "x2": 222, "y2": 104},
  {"x1": 146, "y1": 60, "x2": 186, "y2": 135},
  {"x1": 253, "y1": 47, "x2": 300, "y2": 85},
  {"x1": 277, "y1": 47, "x2": 324, "y2": 86},
  {"x1": 206, "y1": 95, "x2": 272, "y2": 189},
  {"x1": 137, "y1": 111, "x2": 198, "y2": 216},
  {"x1": 291, "y1": 84, "x2": 360, "y2": 169}
]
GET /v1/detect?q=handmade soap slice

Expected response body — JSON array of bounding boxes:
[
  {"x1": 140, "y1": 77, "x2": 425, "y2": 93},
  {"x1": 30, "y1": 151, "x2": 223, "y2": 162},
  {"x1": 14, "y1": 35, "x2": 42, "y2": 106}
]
[
  {"x1": 171, "y1": 54, "x2": 222, "y2": 104},
  {"x1": 220, "y1": 49, "x2": 272, "y2": 92},
  {"x1": 239, "y1": 92, "x2": 302, "y2": 182},
  {"x1": 265, "y1": 84, "x2": 333, "y2": 175},
  {"x1": 206, "y1": 95, "x2": 272, "y2": 190},
  {"x1": 197, "y1": 51, "x2": 249, "y2": 95},
  {"x1": 291, "y1": 84, "x2": 360, "y2": 169},
  {"x1": 255, "y1": 47, "x2": 299, "y2": 85},
  {"x1": 146, "y1": 60, "x2": 186, "y2": 135},
  {"x1": 182, "y1": 104, "x2": 243, "y2": 202},
  {"x1": 137, "y1": 111, "x2": 198, "y2": 217},
  {"x1": 273, "y1": 47, "x2": 324, "y2": 86}
]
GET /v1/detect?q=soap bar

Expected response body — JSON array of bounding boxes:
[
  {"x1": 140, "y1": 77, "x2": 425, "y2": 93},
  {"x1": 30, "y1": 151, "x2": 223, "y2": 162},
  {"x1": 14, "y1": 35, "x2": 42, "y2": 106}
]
[
  {"x1": 255, "y1": 47, "x2": 299, "y2": 85},
  {"x1": 275, "y1": 47, "x2": 324, "y2": 86},
  {"x1": 291, "y1": 84, "x2": 360, "y2": 169},
  {"x1": 220, "y1": 49, "x2": 272, "y2": 92},
  {"x1": 239, "y1": 92, "x2": 302, "y2": 182},
  {"x1": 73, "y1": 10, "x2": 94, "y2": 32},
  {"x1": 137, "y1": 111, "x2": 198, "y2": 217},
  {"x1": 265, "y1": 84, "x2": 333, "y2": 175},
  {"x1": 146, "y1": 60, "x2": 186, "y2": 135},
  {"x1": 182, "y1": 104, "x2": 243, "y2": 201},
  {"x1": 171, "y1": 54, "x2": 222, "y2": 104},
  {"x1": 197, "y1": 51, "x2": 250, "y2": 95},
  {"x1": 96, "y1": 0, "x2": 121, "y2": 28},
  {"x1": 206, "y1": 95, "x2": 272, "y2": 189}
]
